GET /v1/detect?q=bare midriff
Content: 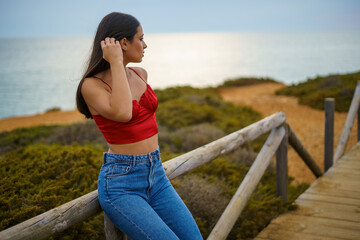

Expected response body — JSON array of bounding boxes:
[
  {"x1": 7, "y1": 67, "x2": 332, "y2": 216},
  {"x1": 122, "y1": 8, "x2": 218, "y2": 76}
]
[{"x1": 107, "y1": 134, "x2": 158, "y2": 155}]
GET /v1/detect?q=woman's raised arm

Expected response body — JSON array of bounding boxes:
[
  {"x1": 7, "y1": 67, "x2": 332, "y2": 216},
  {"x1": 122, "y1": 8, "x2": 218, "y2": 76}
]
[{"x1": 82, "y1": 37, "x2": 133, "y2": 122}]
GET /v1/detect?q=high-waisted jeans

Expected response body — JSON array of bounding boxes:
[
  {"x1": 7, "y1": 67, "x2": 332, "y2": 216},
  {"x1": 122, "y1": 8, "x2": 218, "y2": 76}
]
[{"x1": 97, "y1": 147, "x2": 203, "y2": 240}]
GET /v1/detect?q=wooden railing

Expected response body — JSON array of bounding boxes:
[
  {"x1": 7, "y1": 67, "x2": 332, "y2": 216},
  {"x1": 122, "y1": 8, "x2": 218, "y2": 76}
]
[
  {"x1": 0, "y1": 112, "x2": 320, "y2": 240},
  {"x1": 324, "y1": 81, "x2": 360, "y2": 170},
  {"x1": 1, "y1": 82, "x2": 359, "y2": 239}
]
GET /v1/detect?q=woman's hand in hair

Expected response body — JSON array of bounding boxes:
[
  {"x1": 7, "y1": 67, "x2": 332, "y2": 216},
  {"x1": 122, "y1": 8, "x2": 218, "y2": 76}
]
[{"x1": 101, "y1": 37, "x2": 123, "y2": 64}]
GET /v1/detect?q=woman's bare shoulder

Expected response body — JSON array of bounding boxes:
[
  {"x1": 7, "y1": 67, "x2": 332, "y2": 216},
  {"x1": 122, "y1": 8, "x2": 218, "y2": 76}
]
[
  {"x1": 130, "y1": 67, "x2": 148, "y2": 81},
  {"x1": 81, "y1": 77, "x2": 110, "y2": 95}
]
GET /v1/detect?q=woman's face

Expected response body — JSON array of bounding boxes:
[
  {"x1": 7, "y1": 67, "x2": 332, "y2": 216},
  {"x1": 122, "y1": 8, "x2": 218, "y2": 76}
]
[{"x1": 124, "y1": 25, "x2": 147, "y2": 63}]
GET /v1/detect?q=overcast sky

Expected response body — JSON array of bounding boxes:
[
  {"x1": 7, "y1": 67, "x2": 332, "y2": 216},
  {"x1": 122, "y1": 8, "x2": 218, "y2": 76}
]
[{"x1": 0, "y1": 0, "x2": 359, "y2": 38}]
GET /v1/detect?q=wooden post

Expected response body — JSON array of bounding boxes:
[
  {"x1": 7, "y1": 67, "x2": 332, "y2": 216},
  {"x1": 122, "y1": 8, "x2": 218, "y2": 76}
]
[
  {"x1": 104, "y1": 214, "x2": 127, "y2": 240},
  {"x1": 208, "y1": 126, "x2": 286, "y2": 240},
  {"x1": 324, "y1": 98, "x2": 335, "y2": 172},
  {"x1": 287, "y1": 124, "x2": 323, "y2": 178},
  {"x1": 276, "y1": 125, "x2": 288, "y2": 201}
]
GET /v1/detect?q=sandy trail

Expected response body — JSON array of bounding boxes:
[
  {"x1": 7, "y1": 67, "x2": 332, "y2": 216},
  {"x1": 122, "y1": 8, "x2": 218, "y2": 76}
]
[
  {"x1": 0, "y1": 110, "x2": 85, "y2": 133},
  {"x1": 0, "y1": 83, "x2": 357, "y2": 183},
  {"x1": 218, "y1": 83, "x2": 357, "y2": 184}
]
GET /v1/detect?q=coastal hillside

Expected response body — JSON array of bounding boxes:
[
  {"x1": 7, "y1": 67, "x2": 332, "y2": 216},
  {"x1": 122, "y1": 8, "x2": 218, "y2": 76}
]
[
  {"x1": 218, "y1": 73, "x2": 358, "y2": 184},
  {"x1": 1, "y1": 73, "x2": 358, "y2": 239},
  {"x1": 0, "y1": 83, "x2": 308, "y2": 239},
  {"x1": 275, "y1": 71, "x2": 360, "y2": 112}
]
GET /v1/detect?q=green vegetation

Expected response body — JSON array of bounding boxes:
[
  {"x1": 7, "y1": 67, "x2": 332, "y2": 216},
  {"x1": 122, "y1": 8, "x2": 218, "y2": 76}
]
[
  {"x1": 0, "y1": 144, "x2": 105, "y2": 240},
  {"x1": 275, "y1": 71, "x2": 360, "y2": 112},
  {"x1": 0, "y1": 84, "x2": 308, "y2": 239},
  {"x1": 218, "y1": 77, "x2": 278, "y2": 88}
]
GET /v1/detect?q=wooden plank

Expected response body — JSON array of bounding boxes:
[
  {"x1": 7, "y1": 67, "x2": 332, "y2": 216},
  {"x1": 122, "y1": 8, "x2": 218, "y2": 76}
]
[
  {"x1": 255, "y1": 143, "x2": 360, "y2": 240},
  {"x1": 256, "y1": 227, "x2": 342, "y2": 240},
  {"x1": 297, "y1": 192, "x2": 360, "y2": 206},
  {"x1": 267, "y1": 221, "x2": 360, "y2": 240},
  {"x1": 337, "y1": 157, "x2": 360, "y2": 164},
  {"x1": 338, "y1": 154, "x2": 360, "y2": 160},
  {"x1": 310, "y1": 177, "x2": 360, "y2": 193},
  {"x1": 320, "y1": 173, "x2": 360, "y2": 184},
  {"x1": 294, "y1": 199, "x2": 360, "y2": 222},
  {"x1": 327, "y1": 166, "x2": 360, "y2": 176},
  {"x1": 270, "y1": 214, "x2": 360, "y2": 231},
  {"x1": 340, "y1": 151, "x2": 360, "y2": 158},
  {"x1": 257, "y1": 214, "x2": 360, "y2": 240},
  {"x1": 334, "y1": 160, "x2": 360, "y2": 170},
  {"x1": 322, "y1": 169, "x2": 360, "y2": 181},
  {"x1": 306, "y1": 185, "x2": 360, "y2": 199},
  {"x1": 312, "y1": 179, "x2": 360, "y2": 193}
]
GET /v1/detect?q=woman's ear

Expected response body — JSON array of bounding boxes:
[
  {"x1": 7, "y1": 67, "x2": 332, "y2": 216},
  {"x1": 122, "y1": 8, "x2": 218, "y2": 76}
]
[{"x1": 120, "y1": 38, "x2": 127, "y2": 51}]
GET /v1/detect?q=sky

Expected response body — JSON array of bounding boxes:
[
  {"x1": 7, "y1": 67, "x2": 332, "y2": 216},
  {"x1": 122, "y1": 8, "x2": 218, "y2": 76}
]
[{"x1": 0, "y1": 0, "x2": 359, "y2": 38}]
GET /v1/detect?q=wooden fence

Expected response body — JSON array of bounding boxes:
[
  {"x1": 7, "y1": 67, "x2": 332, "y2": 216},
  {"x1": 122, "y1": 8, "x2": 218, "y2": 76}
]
[
  {"x1": 1, "y1": 81, "x2": 359, "y2": 240},
  {"x1": 325, "y1": 81, "x2": 360, "y2": 170}
]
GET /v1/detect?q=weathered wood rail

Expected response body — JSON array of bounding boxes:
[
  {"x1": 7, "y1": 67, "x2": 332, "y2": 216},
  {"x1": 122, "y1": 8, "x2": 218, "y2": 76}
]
[{"x1": 1, "y1": 81, "x2": 358, "y2": 239}]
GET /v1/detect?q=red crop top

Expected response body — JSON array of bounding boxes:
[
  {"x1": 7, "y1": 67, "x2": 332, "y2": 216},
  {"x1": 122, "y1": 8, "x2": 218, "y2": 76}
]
[{"x1": 92, "y1": 68, "x2": 158, "y2": 144}]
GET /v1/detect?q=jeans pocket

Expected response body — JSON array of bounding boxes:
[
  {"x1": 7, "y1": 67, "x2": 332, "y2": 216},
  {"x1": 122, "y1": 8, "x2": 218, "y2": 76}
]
[{"x1": 107, "y1": 163, "x2": 132, "y2": 178}]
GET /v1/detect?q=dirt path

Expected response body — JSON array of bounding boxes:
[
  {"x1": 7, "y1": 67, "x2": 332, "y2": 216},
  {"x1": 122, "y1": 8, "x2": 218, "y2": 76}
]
[
  {"x1": 218, "y1": 83, "x2": 358, "y2": 184},
  {"x1": 0, "y1": 110, "x2": 85, "y2": 133}
]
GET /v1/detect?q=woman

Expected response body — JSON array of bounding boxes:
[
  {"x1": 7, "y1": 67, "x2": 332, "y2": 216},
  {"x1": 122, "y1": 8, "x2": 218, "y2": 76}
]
[{"x1": 76, "y1": 12, "x2": 203, "y2": 240}]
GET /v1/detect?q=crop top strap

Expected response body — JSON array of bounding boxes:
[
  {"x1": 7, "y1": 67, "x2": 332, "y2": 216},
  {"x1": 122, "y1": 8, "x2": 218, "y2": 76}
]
[
  {"x1": 93, "y1": 76, "x2": 112, "y2": 91},
  {"x1": 128, "y1": 67, "x2": 146, "y2": 83}
]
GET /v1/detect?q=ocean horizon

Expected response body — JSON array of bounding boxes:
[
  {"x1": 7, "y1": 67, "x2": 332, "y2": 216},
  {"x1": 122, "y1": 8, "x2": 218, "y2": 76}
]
[{"x1": 0, "y1": 31, "x2": 359, "y2": 119}]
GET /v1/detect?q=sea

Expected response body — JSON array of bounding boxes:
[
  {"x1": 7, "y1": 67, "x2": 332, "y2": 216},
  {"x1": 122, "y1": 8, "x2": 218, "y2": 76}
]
[{"x1": 0, "y1": 31, "x2": 359, "y2": 119}]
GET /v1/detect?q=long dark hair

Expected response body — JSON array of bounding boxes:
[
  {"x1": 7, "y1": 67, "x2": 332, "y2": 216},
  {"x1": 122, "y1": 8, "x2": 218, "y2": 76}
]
[{"x1": 76, "y1": 12, "x2": 140, "y2": 118}]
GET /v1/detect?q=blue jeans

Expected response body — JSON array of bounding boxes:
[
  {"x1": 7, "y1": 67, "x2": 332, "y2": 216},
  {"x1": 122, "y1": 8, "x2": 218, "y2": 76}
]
[{"x1": 97, "y1": 147, "x2": 203, "y2": 240}]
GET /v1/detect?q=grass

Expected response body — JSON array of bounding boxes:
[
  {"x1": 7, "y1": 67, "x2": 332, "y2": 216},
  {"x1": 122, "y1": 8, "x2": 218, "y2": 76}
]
[{"x1": 275, "y1": 70, "x2": 360, "y2": 112}]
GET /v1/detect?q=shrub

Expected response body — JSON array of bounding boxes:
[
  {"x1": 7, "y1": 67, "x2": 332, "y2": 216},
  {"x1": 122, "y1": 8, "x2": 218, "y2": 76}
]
[
  {"x1": 45, "y1": 107, "x2": 61, "y2": 113},
  {"x1": 276, "y1": 71, "x2": 360, "y2": 112},
  {"x1": 154, "y1": 86, "x2": 216, "y2": 103},
  {"x1": 45, "y1": 120, "x2": 107, "y2": 149},
  {"x1": 0, "y1": 125, "x2": 58, "y2": 154},
  {"x1": 155, "y1": 86, "x2": 261, "y2": 134},
  {"x1": 0, "y1": 144, "x2": 105, "y2": 239},
  {"x1": 173, "y1": 175, "x2": 230, "y2": 237},
  {"x1": 218, "y1": 77, "x2": 279, "y2": 88},
  {"x1": 172, "y1": 124, "x2": 225, "y2": 152},
  {"x1": 156, "y1": 98, "x2": 216, "y2": 129}
]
